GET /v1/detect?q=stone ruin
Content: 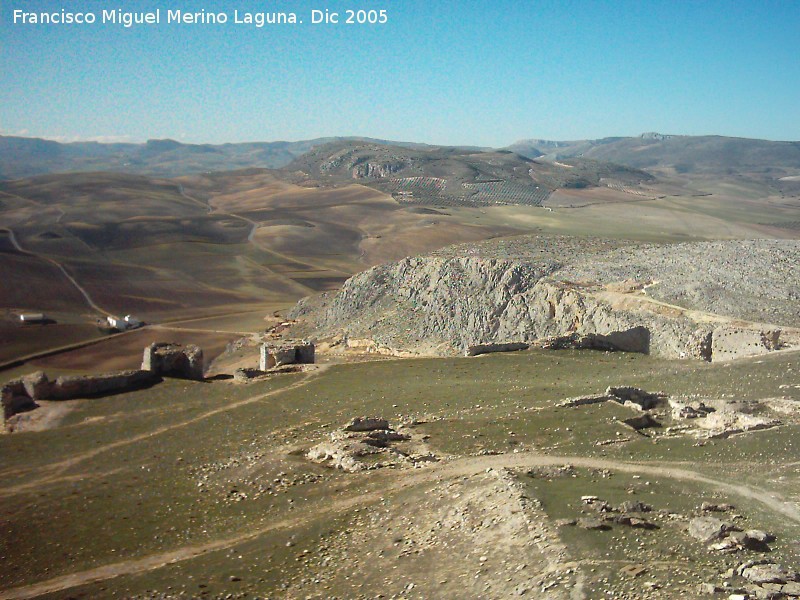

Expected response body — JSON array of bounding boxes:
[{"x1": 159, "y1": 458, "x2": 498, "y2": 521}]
[
  {"x1": 2, "y1": 370, "x2": 159, "y2": 431},
  {"x1": 259, "y1": 340, "x2": 315, "y2": 371},
  {"x1": 306, "y1": 416, "x2": 435, "y2": 472},
  {"x1": 465, "y1": 342, "x2": 529, "y2": 357},
  {"x1": 539, "y1": 326, "x2": 651, "y2": 354},
  {"x1": 709, "y1": 327, "x2": 782, "y2": 362},
  {"x1": 142, "y1": 342, "x2": 204, "y2": 380}
]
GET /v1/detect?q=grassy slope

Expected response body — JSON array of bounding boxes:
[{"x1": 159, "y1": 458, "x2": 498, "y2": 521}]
[{"x1": 0, "y1": 349, "x2": 798, "y2": 598}]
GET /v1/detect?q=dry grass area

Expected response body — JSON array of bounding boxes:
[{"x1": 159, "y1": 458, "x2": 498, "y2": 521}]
[{"x1": 0, "y1": 349, "x2": 798, "y2": 599}]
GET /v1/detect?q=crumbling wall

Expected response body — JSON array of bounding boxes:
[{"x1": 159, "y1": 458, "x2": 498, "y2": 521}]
[
  {"x1": 466, "y1": 342, "x2": 529, "y2": 357},
  {"x1": 540, "y1": 326, "x2": 650, "y2": 354},
  {"x1": 46, "y1": 370, "x2": 159, "y2": 400},
  {"x1": 142, "y1": 343, "x2": 204, "y2": 380},
  {"x1": 1, "y1": 379, "x2": 37, "y2": 426},
  {"x1": 2, "y1": 370, "x2": 160, "y2": 430},
  {"x1": 710, "y1": 328, "x2": 781, "y2": 362},
  {"x1": 259, "y1": 341, "x2": 315, "y2": 370}
]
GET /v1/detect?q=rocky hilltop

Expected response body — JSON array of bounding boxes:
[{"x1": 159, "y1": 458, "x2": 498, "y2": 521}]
[{"x1": 290, "y1": 236, "x2": 800, "y2": 360}]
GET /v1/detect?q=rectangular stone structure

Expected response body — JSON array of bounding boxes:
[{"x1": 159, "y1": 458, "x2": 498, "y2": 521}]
[{"x1": 259, "y1": 341, "x2": 315, "y2": 370}]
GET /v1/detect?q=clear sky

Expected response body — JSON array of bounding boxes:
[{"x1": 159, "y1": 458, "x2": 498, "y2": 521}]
[{"x1": 2, "y1": 0, "x2": 799, "y2": 146}]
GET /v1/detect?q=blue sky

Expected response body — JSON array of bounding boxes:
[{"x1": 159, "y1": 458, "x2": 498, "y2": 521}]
[{"x1": 2, "y1": 0, "x2": 799, "y2": 146}]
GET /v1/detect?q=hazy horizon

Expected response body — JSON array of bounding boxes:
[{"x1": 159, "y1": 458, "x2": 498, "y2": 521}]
[{"x1": 3, "y1": 1, "x2": 799, "y2": 146}]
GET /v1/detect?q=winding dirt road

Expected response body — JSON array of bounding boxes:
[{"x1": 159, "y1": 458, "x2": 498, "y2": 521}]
[{"x1": 0, "y1": 226, "x2": 106, "y2": 315}]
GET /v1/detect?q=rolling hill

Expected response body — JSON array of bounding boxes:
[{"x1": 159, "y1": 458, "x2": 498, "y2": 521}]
[
  {"x1": 509, "y1": 133, "x2": 800, "y2": 187},
  {"x1": 284, "y1": 141, "x2": 653, "y2": 207},
  {"x1": 0, "y1": 135, "x2": 472, "y2": 180}
]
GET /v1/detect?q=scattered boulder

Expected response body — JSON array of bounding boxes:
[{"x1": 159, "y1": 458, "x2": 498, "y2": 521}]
[
  {"x1": 233, "y1": 368, "x2": 265, "y2": 383},
  {"x1": 688, "y1": 516, "x2": 731, "y2": 543},
  {"x1": 726, "y1": 530, "x2": 772, "y2": 552},
  {"x1": 739, "y1": 563, "x2": 798, "y2": 585},
  {"x1": 344, "y1": 417, "x2": 390, "y2": 432},
  {"x1": 606, "y1": 386, "x2": 664, "y2": 409},
  {"x1": 142, "y1": 343, "x2": 204, "y2": 380},
  {"x1": 619, "y1": 500, "x2": 653, "y2": 513},
  {"x1": 613, "y1": 515, "x2": 658, "y2": 529},
  {"x1": 702, "y1": 502, "x2": 735, "y2": 513},
  {"x1": 782, "y1": 582, "x2": 800, "y2": 596},
  {"x1": 577, "y1": 517, "x2": 610, "y2": 530}
]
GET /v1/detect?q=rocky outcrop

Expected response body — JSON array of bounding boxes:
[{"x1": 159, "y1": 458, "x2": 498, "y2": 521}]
[
  {"x1": 142, "y1": 343, "x2": 204, "y2": 380},
  {"x1": 307, "y1": 417, "x2": 431, "y2": 472},
  {"x1": 290, "y1": 236, "x2": 800, "y2": 360},
  {"x1": 352, "y1": 161, "x2": 406, "y2": 179}
]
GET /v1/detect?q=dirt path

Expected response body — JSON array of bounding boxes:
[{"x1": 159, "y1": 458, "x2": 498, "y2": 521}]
[
  {"x1": 3, "y1": 449, "x2": 798, "y2": 599},
  {"x1": 0, "y1": 225, "x2": 107, "y2": 315},
  {"x1": 0, "y1": 368, "x2": 327, "y2": 496},
  {"x1": 150, "y1": 324, "x2": 253, "y2": 336}
]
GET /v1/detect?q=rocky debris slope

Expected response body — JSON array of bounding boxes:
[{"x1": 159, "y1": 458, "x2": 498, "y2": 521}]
[
  {"x1": 290, "y1": 235, "x2": 800, "y2": 359},
  {"x1": 306, "y1": 417, "x2": 436, "y2": 472},
  {"x1": 557, "y1": 384, "x2": 790, "y2": 441}
]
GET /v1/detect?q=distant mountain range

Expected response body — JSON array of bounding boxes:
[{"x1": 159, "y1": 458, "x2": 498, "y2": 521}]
[
  {"x1": 0, "y1": 135, "x2": 462, "y2": 180},
  {"x1": 507, "y1": 133, "x2": 800, "y2": 177},
  {"x1": 2, "y1": 133, "x2": 799, "y2": 184}
]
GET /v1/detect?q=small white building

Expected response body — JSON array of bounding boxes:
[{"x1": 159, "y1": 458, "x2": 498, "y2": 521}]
[
  {"x1": 106, "y1": 314, "x2": 142, "y2": 331},
  {"x1": 19, "y1": 313, "x2": 47, "y2": 323}
]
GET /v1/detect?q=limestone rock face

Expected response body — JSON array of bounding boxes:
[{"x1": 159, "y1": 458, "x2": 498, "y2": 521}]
[
  {"x1": 291, "y1": 255, "x2": 695, "y2": 357},
  {"x1": 290, "y1": 237, "x2": 800, "y2": 360},
  {"x1": 142, "y1": 343, "x2": 204, "y2": 380}
]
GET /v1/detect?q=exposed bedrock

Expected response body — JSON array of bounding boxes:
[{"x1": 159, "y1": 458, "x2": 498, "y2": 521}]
[{"x1": 290, "y1": 237, "x2": 800, "y2": 360}]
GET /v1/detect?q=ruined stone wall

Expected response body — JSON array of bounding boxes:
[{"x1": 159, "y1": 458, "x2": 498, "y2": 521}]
[
  {"x1": 710, "y1": 328, "x2": 781, "y2": 362},
  {"x1": 2, "y1": 370, "x2": 159, "y2": 430},
  {"x1": 259, "y1": 341, "x2": 315, "y2": 370},
  {"x1": 142, "y1": 343, "x2": 204, "y2": 380}
]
